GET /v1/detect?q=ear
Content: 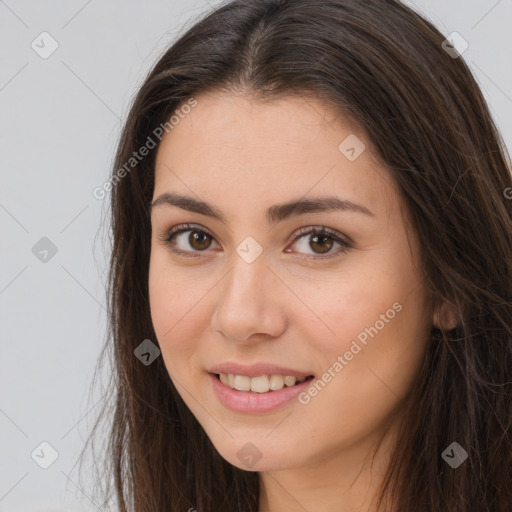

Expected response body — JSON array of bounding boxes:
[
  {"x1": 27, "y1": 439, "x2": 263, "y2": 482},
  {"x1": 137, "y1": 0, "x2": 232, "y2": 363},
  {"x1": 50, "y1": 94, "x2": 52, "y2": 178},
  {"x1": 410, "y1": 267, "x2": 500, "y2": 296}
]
[{"x1": 432, "y1": 301, "x2": 458, "y2": 331}]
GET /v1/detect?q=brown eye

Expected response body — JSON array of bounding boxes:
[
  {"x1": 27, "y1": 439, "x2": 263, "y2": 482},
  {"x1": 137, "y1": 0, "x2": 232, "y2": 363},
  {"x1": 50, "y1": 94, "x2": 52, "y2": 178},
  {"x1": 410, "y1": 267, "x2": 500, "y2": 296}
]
[
  {"x1": 160, "y1": 223, "x2": 219, "y2": 258},
  {"x1": 308, "y1": 234, "x2": 334, "y2": 254},
  {"x1": 286, "y1": 226, "x2": 352, "y2": 260},
  {"x1": 188, "y1": 231, "x2": 212, "y2": 250},
  {"x1": 160, "y1": 223, "x2": 352, "y2": 261}
]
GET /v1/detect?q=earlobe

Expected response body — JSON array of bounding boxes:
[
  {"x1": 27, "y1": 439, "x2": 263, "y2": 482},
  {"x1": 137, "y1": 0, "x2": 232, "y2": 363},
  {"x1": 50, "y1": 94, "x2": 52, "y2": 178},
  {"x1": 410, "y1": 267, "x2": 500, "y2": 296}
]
[{"x1": 433, "y1": 302, "x2": 458, "y2": 331}]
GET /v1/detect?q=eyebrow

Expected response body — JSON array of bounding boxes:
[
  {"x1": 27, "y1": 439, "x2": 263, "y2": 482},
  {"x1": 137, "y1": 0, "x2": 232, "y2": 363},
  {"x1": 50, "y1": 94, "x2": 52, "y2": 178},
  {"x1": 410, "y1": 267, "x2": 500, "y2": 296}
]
[{"x1": 149, "y1": 192, "x2": 374, "y2": 224}]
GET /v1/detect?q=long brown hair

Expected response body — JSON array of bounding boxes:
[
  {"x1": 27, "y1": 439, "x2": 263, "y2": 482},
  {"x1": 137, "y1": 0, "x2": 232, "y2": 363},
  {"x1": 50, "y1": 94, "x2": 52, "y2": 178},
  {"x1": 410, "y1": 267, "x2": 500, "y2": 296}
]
[{"x1": 81, "y1": 1, "x2": 512, "y2": 510}]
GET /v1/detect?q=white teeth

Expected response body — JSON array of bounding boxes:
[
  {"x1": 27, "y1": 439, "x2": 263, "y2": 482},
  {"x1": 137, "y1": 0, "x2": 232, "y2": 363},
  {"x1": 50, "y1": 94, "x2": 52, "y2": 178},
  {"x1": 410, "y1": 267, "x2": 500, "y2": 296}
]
[
  {"x1": 250, "y1": 375, "x2": 270, "y2": 393},
  {"x1": 234, "y1": 375, "x2": 251, "y2": 391},
  {"x1": 284, "y1": 376, "x2": 296, "y2": 387},
  {"x1": 269, "y1": 375, "x2": 285, "y2": 390},
  {"x1": 218, "y1": 373, "x2": 307, "y2": 392}
]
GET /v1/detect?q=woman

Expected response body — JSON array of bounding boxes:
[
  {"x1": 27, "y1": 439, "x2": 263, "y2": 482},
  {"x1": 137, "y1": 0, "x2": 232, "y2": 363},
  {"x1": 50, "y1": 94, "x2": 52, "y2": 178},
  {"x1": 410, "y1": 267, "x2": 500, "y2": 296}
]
[{"x1": 84, "y1": 1, "x2": 512, "y2": 510}]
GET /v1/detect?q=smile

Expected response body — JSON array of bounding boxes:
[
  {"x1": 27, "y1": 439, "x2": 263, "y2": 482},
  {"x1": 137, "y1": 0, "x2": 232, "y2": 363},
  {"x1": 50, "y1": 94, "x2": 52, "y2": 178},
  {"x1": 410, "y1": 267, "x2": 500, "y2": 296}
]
[
  {"x1": 218, "y1": 373, "x2": 311, "y2": 393},
  {"x1": 209, "y1": 373, "x2": 315, "y2": 413}
]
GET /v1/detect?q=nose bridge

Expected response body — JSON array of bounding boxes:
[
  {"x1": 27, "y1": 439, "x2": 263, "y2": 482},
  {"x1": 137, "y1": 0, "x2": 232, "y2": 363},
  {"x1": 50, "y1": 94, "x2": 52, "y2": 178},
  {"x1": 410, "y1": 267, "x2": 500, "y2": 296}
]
[
  {"x1": 212, "y1": 245, "x2": 286, "y2": 342},
  {"x1": 223, "y1": 231, "x2": 270, "y2": 296},
  {"x1": 223, "y1": 247, "x2": 269, "y2": 308}
]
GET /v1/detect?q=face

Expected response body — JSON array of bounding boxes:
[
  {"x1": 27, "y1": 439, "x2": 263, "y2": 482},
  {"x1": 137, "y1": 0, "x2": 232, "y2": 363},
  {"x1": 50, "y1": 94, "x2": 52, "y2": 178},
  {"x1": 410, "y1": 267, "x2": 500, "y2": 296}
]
[{"x1": 148, "y1": 91, "x2": 432, "y2": 473}]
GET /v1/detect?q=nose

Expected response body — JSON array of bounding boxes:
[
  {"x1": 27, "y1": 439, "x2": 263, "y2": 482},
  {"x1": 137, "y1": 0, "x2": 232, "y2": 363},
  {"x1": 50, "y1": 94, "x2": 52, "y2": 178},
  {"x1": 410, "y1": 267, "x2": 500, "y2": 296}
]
[{"x1": 211, "y1": 251, "x2": 288, "y2": 344}]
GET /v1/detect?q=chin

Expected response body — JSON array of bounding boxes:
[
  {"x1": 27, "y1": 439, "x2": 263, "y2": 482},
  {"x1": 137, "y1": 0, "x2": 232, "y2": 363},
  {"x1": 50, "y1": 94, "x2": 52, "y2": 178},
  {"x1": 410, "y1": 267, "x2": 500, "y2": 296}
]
[{"x1": 208, "y1": 434, "x2": 303, "y2": 472}]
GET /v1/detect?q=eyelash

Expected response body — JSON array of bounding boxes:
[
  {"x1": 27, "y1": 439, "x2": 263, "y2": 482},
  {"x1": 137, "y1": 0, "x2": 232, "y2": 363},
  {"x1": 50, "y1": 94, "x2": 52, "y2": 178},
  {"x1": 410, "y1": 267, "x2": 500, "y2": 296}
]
[{"x1": 157, "y1": 223, "x2": 353, "y2": 261}]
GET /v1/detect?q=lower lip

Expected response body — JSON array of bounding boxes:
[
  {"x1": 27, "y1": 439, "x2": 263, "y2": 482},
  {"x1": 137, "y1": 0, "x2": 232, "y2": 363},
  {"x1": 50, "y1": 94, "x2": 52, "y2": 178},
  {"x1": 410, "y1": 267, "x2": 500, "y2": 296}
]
[{"x1": 209, "y1": 373, "x2": 313, "y2": 414}]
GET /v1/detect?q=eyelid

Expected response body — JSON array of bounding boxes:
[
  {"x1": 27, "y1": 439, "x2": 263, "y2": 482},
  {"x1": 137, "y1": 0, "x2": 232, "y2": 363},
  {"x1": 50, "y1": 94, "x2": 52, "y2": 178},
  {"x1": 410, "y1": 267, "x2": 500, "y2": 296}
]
[
  {"x1": 156, "y1": 222, "x2": 219, "y2": 256},
  {"x1": 285, "y1": 225, "x2": 353, "y2": 260},
  {"x1": 158, "y1": 222, "x2": 353, "y2": 260},
  {"x1": 287, "y1": 225, "x2": 353, "y2": 246},
  {"x1": 167, "y1": 222, "x2": 215, "y2": 239}
]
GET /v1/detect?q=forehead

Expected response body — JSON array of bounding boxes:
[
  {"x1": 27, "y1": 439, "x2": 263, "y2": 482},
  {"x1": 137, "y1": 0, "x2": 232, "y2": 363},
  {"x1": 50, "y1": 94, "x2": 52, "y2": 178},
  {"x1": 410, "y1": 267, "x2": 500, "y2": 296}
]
[{"x1": 153, "y1": 91, "x2": 398, "y2": 220}]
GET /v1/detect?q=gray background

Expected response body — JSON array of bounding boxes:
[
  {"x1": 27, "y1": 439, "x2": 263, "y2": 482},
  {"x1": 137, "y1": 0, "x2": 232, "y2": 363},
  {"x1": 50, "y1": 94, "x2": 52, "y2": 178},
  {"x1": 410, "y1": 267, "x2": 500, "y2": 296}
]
[{"x1": 1, "y1": 1, "x2": 511, "y2": 510}]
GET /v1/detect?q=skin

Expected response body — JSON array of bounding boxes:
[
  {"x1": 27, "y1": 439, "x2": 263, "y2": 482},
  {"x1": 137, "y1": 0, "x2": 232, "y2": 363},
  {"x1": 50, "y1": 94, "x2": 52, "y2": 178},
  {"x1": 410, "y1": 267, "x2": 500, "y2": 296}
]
[{"x1": 148, "y1": 90, "x2": 449, "y2": 512}]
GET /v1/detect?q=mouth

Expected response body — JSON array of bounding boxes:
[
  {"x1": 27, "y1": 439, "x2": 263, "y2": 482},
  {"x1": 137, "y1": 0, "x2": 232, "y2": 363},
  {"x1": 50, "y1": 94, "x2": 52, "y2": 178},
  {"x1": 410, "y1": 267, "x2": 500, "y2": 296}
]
[
  {"x1": 213, "y1": 373, "x2": 315, "y2": 393},
  {"x1": 209, "y1": 371, "x2": 316, "y2": 413}
]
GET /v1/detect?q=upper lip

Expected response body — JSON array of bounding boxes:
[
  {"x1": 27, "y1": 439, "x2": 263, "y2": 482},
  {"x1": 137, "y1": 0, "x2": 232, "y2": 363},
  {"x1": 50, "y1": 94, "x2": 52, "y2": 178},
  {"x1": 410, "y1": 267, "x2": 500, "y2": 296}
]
[{"x1": 209, "y1": 362, "x2": 314, "y2": 379}]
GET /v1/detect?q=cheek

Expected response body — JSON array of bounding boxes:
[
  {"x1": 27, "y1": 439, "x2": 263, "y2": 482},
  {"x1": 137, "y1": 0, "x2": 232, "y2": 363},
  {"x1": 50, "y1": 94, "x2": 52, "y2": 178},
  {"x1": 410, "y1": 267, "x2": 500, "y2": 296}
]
[
  {"x1": 148, "y1": 256, "x2": 172, "y2": 338},
  {"x1": 149, "y1": 250, "x2": 197, "y2": 331},
  {"x1": 294, "y1": 251, "x2": 428, "y2": 384},
  {"x1": 297, "y1": 305, "x2": 428, "y2": 449},
  {"x1": 288, "y1": 264, "x2": 401, "y2": 347},
  {"x1": 148, "y1": 255, "x2": 202, "y2": 370}
]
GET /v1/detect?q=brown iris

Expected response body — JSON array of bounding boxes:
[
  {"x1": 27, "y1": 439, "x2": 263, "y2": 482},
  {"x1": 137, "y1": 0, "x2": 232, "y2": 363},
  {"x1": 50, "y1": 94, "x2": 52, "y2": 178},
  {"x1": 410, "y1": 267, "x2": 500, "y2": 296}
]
[
  {"x1": 189, "y1": 231, "x2": 212, "y2": 250},
  {"x1": 309, "y1": 233, "x2": 334, "y2": 254}
]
